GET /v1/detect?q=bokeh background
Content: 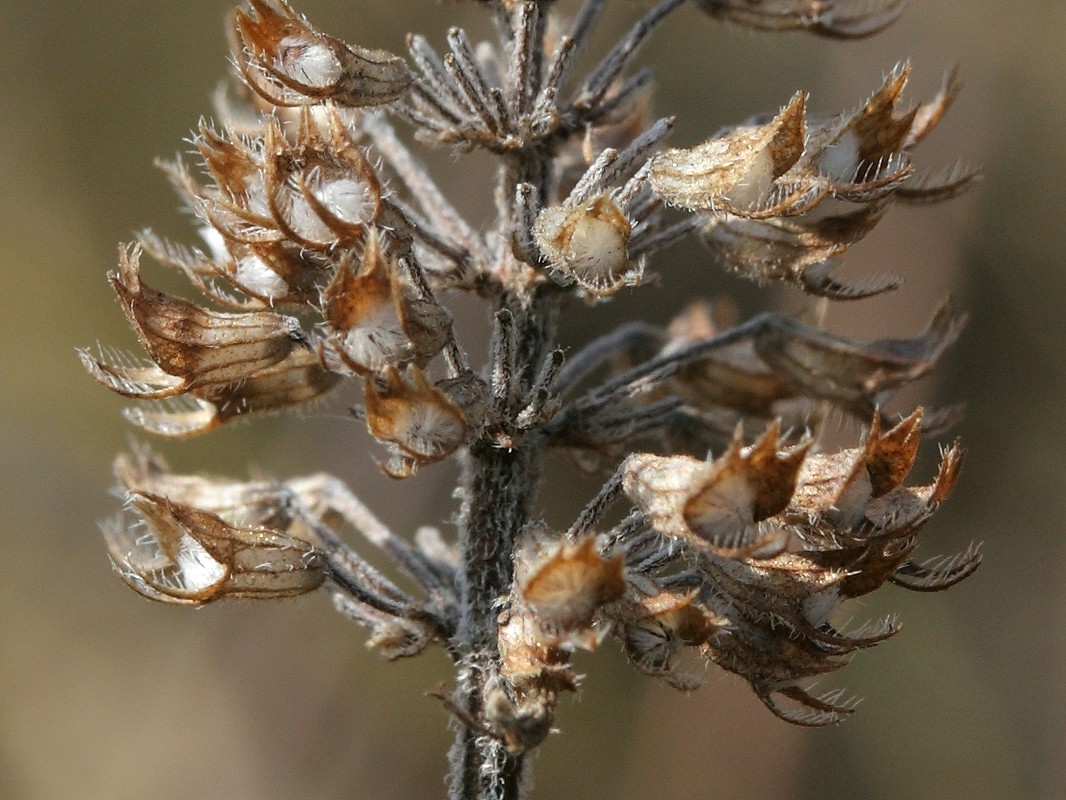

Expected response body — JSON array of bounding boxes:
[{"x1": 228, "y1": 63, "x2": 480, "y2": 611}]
[{"x1": 2, "y1": 1, "x2": 1063, "y2": 798}]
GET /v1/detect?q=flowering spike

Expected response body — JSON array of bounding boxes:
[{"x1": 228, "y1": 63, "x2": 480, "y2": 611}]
[
  {"x1": 700, "y1": 202, "x2": 891, "y2": 294},
  {"x1": 117, "y1": 349, "x2": 341, "y2": 437},
  {"x1": 86, "y1": 0, "x2": 981, "y2": 788}
]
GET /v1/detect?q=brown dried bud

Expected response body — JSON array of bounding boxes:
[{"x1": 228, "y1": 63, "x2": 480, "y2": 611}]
[
  {"x1": 663, "y1": 303, "x2": 795, "y2": 416},
  {"x1": 119, "y1": 348, "x2": 341, "y2": 438},
  {"x1": 519, "y1": 536, "x2": 625, "y2": 634},
  {"x1": 754, "y1": 298, "x2": 966, "y2": 416},
  {"x1": 533, "y1": 195, "x2": 638, "y2": 297},
  {"x1": 103, "y1": 491, "x2": 326, "y2": 605},
  {"x1": 233, "y1": 0, "x2": 411, "y2": 108},
  {"x1": 624, "y1": 421, "x2": 809, "y2": 556},
  {"x1": 494, "y1": 602, "x2": 578, "y2": 752},
  {"x1": 181, "y1": 106, "x2": 385, "y2": 254},
  {"x1": 700, "y1": 203, "x2": 897, "y2": 299},
  {"x1": 819, "y1": 442, "x2": 970, "y2": 597},
  {"x1": 364, "y1": 366, "x2": 468, "y2": 477},
  {"x1": 708, "y1": 622, "x2": 860, "y2": 726},
  {"x1": 262, "y1": 110, "x2": 384, "y2": 249},
  {"x1": 86, "y1": 246, "x2": 306, "y2": 397},
  {"x1": 321, "y1": 230, "x2": 450, "y2": 374},
  {"x1": 81, "y1": 244, "x2": 342, "y2": 437},
  {"x1": 651, "y1": 92, "x2": 806, "y2": 213},
  {"x1": 191, "y1": 123, "x2": 269, "y2": 213}
]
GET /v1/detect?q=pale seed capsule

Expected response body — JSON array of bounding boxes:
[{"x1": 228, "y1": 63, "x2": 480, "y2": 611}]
[
  {"x1": 622, "y1": 421, "x2": 809, "y2": 556},
  {"x1": 533, "y1": 195, "x2": 636, "y2": 296}
]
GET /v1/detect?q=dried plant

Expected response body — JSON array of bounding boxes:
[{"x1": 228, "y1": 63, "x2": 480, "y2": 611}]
[{"x1": 83, "y1": 1, "x2": 982, "y2": 797}]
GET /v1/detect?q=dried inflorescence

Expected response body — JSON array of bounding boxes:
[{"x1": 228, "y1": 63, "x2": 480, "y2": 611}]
[{"x1": 87, "y1": 1, "x2": 981, "y2": 796}]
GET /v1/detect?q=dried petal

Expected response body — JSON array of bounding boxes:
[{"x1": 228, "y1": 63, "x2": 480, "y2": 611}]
[
  {"x1": 759, "y1": 685, "x2": 860, "y2": 727},
  {"x1": 139, "y1": 228, "x2": 332, "y2": 310},
  {"x1": 195, "y1": 348, "x2": 343, "y2": 417},
  {"x1": 80, "y1": 348, "x2": 187, "y2": 400}
]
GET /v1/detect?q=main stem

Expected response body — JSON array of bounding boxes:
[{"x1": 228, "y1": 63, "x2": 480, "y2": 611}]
[
  {"x1": 446, "y1": 7, "x2": 559, "y2": 793},
  {"x1": 448, "y1": 292, "x2": 552, "y2": 800}
]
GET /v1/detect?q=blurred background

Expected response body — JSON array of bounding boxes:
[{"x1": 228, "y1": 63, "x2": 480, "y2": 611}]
[{"x1": 2, "y1": 1, "x2": 1063, "y2": 798}]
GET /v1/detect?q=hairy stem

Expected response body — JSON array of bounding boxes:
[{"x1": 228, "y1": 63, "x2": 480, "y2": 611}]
[{"x1": 448, "y1": 289, "x2": 552, "y2": 800}]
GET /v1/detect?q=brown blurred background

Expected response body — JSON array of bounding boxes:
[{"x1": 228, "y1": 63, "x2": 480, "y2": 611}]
[{"x1": 2, "y1": 1, "x2": 1063, "y2": 798}]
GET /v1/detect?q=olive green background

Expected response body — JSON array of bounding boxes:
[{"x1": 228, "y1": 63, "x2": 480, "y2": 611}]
[{"x1": 2, "y1": 2, "x2": 1063, "y2": 798}]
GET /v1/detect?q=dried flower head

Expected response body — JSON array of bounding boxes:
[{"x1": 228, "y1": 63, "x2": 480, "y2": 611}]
[
  {"x1": 86, "y1": 1, "x2": 982, "y2": 796},
  {"x1": 533, "y1": 194, "x2": 637, "y2": 296},
  {"x1": 104, "y1": 490, "x2": 327, "y2": 604},
  {"x1": 233, "y1": 0, "x2": 411, "y2": 107}
]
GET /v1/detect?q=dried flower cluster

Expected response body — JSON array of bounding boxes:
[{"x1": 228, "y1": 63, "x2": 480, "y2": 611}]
[{"x1": 85, "y1": 1, "x2": 981, "y2": 798}]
